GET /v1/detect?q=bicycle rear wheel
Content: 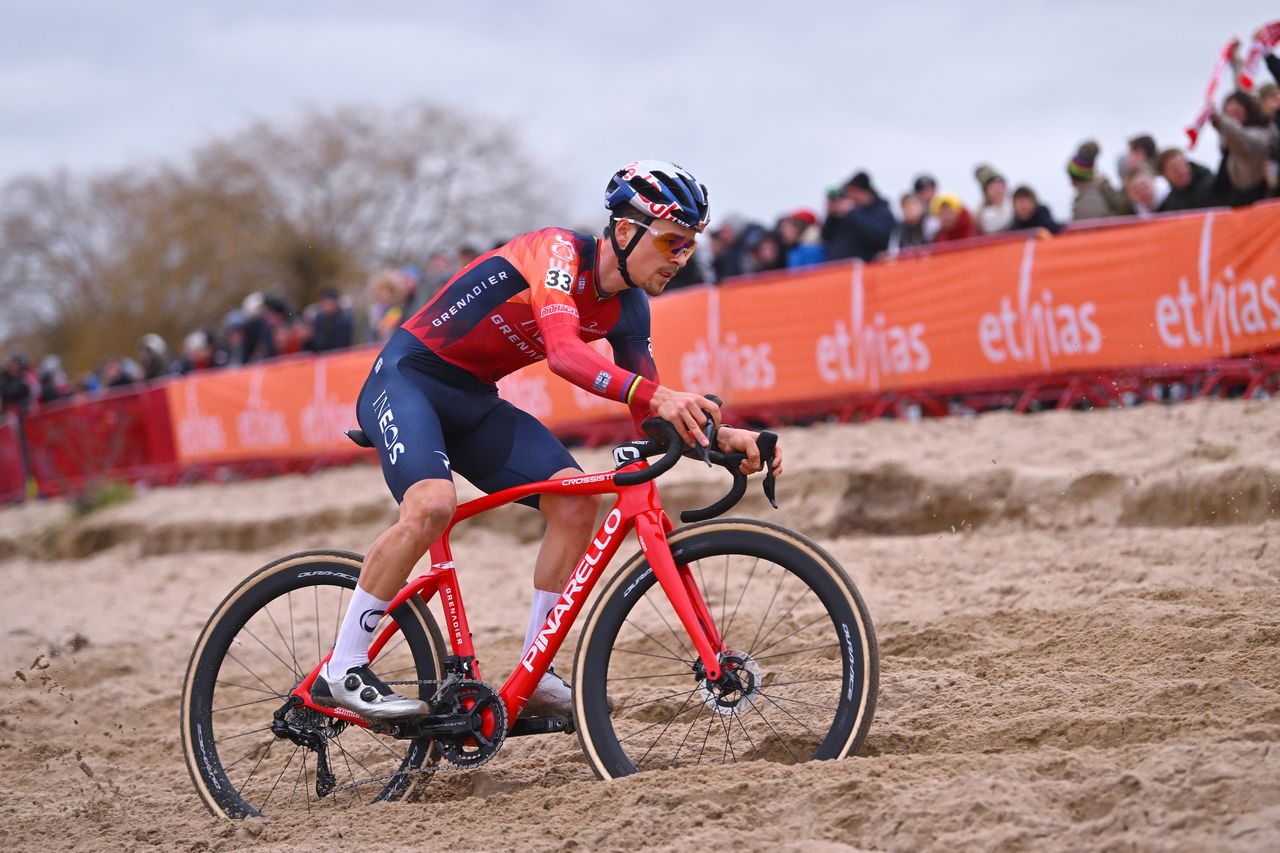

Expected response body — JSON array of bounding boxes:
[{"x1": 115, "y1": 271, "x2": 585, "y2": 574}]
[
  {"x1": 572, "y1": 519, "x2": 877, "y2": 779},
  {"x1": 180, "y1": 550, "x2": 446, "y2": 819}
]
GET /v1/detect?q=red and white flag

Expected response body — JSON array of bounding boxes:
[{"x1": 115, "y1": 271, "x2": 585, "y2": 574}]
[
  {"x1": 1186, "y1": 39, "x2": 1237, "y2": 147},
  {"x1": 1238, "y1": 19, "x2": 1280, "y2": 90}
]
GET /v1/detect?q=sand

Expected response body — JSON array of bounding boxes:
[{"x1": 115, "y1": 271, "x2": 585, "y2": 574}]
[{"x1": 0, "y1": 398, "x2": 1277, "y2": 851}]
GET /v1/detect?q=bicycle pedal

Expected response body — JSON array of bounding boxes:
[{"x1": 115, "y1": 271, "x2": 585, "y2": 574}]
[{"x1": 508, "y1": 715, "x2": 574, "y2": 737}]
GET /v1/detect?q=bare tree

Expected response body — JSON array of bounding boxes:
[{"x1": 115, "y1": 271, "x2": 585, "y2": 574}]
[
  {"x1": 0, "y1": 102, "x2": 557, "y2": 373},
  {"x1": 0, "y1": 170, "x2": 154, "y2": 368},
  {"x1": 185, "y1": 103, "x2": 554, "y2": 306}
]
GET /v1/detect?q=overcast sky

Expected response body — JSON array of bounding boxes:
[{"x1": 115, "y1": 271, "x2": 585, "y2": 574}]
[{"x1": 1, "y1": 1, "x2": 1275, "y2": 230}]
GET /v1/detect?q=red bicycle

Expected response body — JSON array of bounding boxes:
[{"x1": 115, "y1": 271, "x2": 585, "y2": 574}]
[{"x1": 181, "y1": 417, "x2": 878, "y2": 819}]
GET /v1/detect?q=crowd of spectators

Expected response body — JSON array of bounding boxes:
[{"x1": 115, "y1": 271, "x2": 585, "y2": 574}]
[
  {"x1": 0, "y1": 249, "x2": 477, "y2": 415},
  {"x1": 674, "y1": 42, "x2": 1280, "y2": 287},
  {"x1": 3, "y1": 41, "x2": 1279, "y2": 418}
]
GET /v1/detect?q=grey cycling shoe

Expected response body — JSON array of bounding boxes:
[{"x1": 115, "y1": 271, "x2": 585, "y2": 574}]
[
  {"x1": 311, "y1": 664, "x2": 429, "y2": 721},
  {"x1": 524, "y1": 666, "x2": 574, "y2": 718}
]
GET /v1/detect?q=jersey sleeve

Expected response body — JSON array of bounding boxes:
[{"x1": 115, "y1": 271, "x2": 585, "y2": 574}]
[
  {"x1": 606, "y1": 288, "x2": 661, "y2": 433},
  {"x1": 516, "y1": 229, "x2": 659, "y2": 412}
]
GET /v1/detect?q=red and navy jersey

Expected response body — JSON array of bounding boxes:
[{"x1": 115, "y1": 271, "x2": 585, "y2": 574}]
[{"x1": 402, "y1": 228, "x2": 659, "y2": 428}]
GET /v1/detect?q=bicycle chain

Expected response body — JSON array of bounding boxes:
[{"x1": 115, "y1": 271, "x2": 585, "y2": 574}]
[
  {"x1": 319, "y1": 678, "x2": 500, "y2": 797},
  {"x1": 383, "y1": 677, "x2": 449, "y2": 693}
]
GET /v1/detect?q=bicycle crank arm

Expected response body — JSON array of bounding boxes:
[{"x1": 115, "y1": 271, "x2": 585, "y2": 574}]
[
  {"x1": 507, "y1": 715, "x2": 573, "y2": 737},
  {"x1": 371, "y1": 712, "x2": 478, "y2": 740}
]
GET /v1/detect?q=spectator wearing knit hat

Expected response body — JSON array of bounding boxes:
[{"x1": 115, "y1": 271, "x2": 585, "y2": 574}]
[
  {"x1": 1067, "y1": 140, "x2": 1128, "y2": 220},
  {"x1": 821, "y1": 171, "x2": 896, "y2": 262},
  {"x1": 973, "y1": 164, "x2": 1013, "y2": 234},
  {"x1": 777, "y1": 209, "x2": 826, "y2": 269},
  {"x1": 1008, "y1": 186, "x2": 1062, "y2": 235},
  {"x1": 1156, "y1": 149, "x2": 1220, "y2": 212},
  {"x1": 930, "y1": 193, "x2": 977, "y2": 243}
]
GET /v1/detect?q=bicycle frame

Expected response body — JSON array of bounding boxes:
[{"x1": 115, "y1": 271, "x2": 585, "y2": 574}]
[{"x1": 291, "y1": 458, "x2": 726, "y2": 729}]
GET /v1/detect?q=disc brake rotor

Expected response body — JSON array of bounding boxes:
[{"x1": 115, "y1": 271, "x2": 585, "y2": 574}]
[{"x1": 699, "y1": 650, "x2": 762, "y2": 716}]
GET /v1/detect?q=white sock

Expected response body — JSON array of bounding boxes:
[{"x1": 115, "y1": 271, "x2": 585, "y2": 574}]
[
  {"x1": 325, "y1": 585, "x2": 393, "y2": 679},
  {"x1": 522, "y1": 588, "x2": 563, "y2": 662}
]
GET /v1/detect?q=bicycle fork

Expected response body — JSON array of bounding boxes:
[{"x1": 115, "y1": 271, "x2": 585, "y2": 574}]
[{"x1": 634, "y1": 511, "x2": 725, "y2": 682}]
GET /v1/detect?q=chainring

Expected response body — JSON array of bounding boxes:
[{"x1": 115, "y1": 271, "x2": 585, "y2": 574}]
[{"x1": 433, "y1": 680, "x2": 507, "y2": 768}]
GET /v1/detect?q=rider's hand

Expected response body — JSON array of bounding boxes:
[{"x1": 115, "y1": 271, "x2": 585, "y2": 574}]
[
  {"x1": 650, "y1": 386, "x2": 720, "y2": 447},
  {"x1": 716, "y1": 427, "x2": 784, "y2": 477}
]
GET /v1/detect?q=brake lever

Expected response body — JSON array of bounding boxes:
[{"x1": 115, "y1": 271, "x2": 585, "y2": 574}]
[
  {"x1": 696, "y1": 421, "x2": 713, "y2": 467},
  {"x1": 696, "y1": 394, "x2": 723, "y2": 467},
  {"x1": 756, "y1": 430, "x2": 779, "y2": 509}
]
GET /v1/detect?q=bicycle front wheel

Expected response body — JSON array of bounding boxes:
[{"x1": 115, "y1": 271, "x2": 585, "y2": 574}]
[
  {"x1": 572, "y1": 519, "x2": 877, "y2": 779},
  {"x1": 180, "y1": 550, "x2": 446, "y2": 819}
]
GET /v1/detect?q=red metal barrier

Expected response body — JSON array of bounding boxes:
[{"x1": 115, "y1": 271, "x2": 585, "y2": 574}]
[
  {"x1": 0, "y1": 413, "x2": 26, "y2": 504},
  {"x1": 10, "y1": 351, "x2": 1277, "y2": 502},
  {"x1": 21, "y1": 385, "x2": 177, "y2": 498}
]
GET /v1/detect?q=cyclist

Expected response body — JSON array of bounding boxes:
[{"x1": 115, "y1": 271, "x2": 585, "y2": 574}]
[{"x1": 313, "y1": 161, "x2": 784, "y2": 721}]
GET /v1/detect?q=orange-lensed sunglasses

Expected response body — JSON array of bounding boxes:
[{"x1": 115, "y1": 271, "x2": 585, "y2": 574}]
[{"x1": 618, "y1": 217, "x2": 698, "y2": 259}]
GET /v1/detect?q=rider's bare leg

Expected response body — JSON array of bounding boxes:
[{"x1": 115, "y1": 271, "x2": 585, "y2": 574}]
[
  {"x1": 327, "y1": 478, "x2": 455, "y2": 676},
  {"x1": 314, "y1": 478, "x2": 458, "y2": 720},
  {"x1": 520, "y1": 469, "x2": 601, "y2": 715},
  {"x1": 524, "y1": 469, "x2": 601, "y2": 654},
  {"x1": 533, "y1": 469, "x2": 602, "y2": 592},
  {"x1": 360, "y1": 478, "x2": 457, "y2": 600}
]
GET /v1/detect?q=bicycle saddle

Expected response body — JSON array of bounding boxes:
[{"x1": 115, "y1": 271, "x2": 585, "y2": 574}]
[{"x1": 344, "y1": 429, "x2": 374, "y2": 448}]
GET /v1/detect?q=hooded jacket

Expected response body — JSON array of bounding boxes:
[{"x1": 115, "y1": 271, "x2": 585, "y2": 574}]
[{"x1": 821, "y1": 197, "x2": 896, "y2": 262}]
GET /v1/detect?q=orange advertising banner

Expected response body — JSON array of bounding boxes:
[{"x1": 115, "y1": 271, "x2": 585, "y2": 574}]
[
  {"x1": 166, "y1": 204, "x2": 1280, "y2": 463},
  {"x1": 663, "y1": 204, "x2": 1280, "y2": 408},
  {"x1": 166, "y1": 348, "x2": 376, "y2": 464}
]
